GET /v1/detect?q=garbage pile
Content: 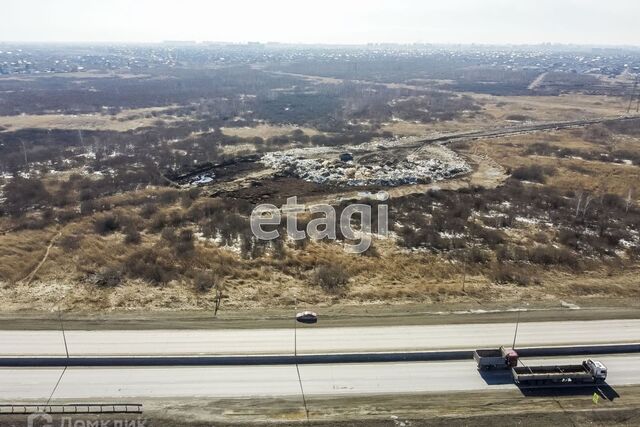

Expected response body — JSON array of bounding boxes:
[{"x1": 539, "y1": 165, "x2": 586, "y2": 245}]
[
  {"x1": 261, "y1": 142, "x2": 470, "y2": 187},
  {"x1": 189, "y1": 173, "x2": 215, "y2": 186}
]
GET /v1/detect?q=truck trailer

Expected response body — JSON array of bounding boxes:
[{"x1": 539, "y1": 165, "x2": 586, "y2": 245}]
[
  {"x1": 512, "y1": 359, "x2": 607, "y2": 387},
  {"x1": 473, "y1": 346, "x2": 519, "y2": 370}
]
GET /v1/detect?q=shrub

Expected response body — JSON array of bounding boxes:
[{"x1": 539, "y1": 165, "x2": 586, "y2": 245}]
[
  {"x1": 123, "y1": 224, "x2": 141, "y2": 245},
  {"x1": 161, "y1": 227, "x2": 177, "y2": 242},
  {"x1": 465, "y1": 246, "x2": 492, "y2": 264},
  {"x1": 558, "y1": 228, "x2": 580, "y2": 249},
  {"x1": 311, "y1": 264, "x2": 350, "y2": 293},
  {"x1": 162, "y1": 227, "x2": 195, "y2": 256},
  {"x1": 361, "y1": 242, "x2": 380, "y2": 258},
  {"x1": 526, "y1": 245, "x2": 578, "y2": 268},
  {"x1": 90, "y1": 267, "x2": 123, "y2": 288},
  {"x1": 583, "y1": 124, "x2": 612, "y2": 143},
  {"x1": 158, "y1": 189, "x2": 180, "y2": 205},
  {"x1": 505, "y1": 114, "x2": 531, "y2": 122},
  {"x1": 489, "y1": 263, "x2": 535, "y2": 287},
  {"x1": 3, "y1": 177, "x2": 51, "y2": 217},
  {"x1": 602, "y1": 193, "x2": 625, "y2": 210},
  {"x1": 240, "y1": 234, "x2": 266, "y2": 259},
  {"x1": 471, "y1": 224, "x2": 505, "y2": 247},
  {"x1": 94, "y1": 214, "x2": 120, "y2": 235},
  {"x1": 175, "y1": 229, "x2": 195, "y2": 256},
  {"x1": 511, "y1": 165, "x2": 555, "y2": 184},
  {"x1": 125, "y1": 249, "x2": 175, "y2": 285},
  {"x1": 193, "y1": 270, "x2": 221, "y2": 293},
  {"x1": 57, "y1": 209, "x2": 80, "y2": 224},
  {"x1": 180, "y1": 188, "x2": 201, "y2": 208},
  {"x1": 79, "y1": 188, "x2": 97, "y2": 202},
  {"x1": 603, "y1": 230, "x2": 625, "y2": 247},
  {"x1": 524, "y1": 142, "x2": 555, "y2": 156},
  {"x1": 14, "y1": 216, "x2": 50, "y2": 231},
  {"x1": 399, "y1": 226, "x2": 448, "y2": 250},
  {"x1": 140, "y1": 203, "x2": 158, "y2": 219},
  {"x1": 59, "y1": 234, "x2": 83, "y2": 252},
  {"x1": 148, "y1": 210, "x2": 185, "y2": 232},
  {"x1": 532, "y1": 232, "x2": 550, "y2": 244},
  {"x1": 495, "y1": 245, "x2": 515, "y2": 263},
  {"x1": 80, "y1": 200, "x2": 96, "y2": 215},
  {"x1": 187, "y1": 200, "x2": 218, "y2": 222},
  {"x1": 566, "y1": 163, "x2": 594, "y2": 175}
]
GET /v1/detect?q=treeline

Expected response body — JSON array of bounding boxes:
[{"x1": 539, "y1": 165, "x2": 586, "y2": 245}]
[
  {"x1": 0, "y1": 66, "x2": 295, "y2": 115},
  {"x1": 0, "y1": 122, "x2": 258, "y2": 178}
]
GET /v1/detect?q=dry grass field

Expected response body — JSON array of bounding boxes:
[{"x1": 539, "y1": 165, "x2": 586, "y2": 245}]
[
  {"x1": 0, "y1": 106, "x2": 180, "y2": 132},
  {"x1": 1, "y1": 71, "x2": 639, "y2": 313},
  {"x1": 221, "y1": 124, "x2": 323, "y2": 139}
]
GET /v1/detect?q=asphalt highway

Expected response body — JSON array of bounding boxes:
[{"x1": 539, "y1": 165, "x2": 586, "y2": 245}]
[
  {"x1": 0, "y1": 354, "x2": 638, "y2": 400},
  {"x1": 1, "y1": 319, "x2": 639, "y2": 356}
]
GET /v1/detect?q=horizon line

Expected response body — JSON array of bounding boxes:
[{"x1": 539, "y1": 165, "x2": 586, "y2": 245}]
[{"x1": 1, "y1": 40, "x2": 640, "y2": 49}]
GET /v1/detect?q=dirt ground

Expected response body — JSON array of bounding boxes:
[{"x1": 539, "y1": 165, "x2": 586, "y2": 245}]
[
  {"x1": 149, "y1": 386, "x2": 640, "y2": 426},
  {"x1": 2, "y1": 386, "x2": 639, "y2": 426}
]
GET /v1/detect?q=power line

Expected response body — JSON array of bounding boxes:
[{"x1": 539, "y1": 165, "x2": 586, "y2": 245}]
[
  {"x1": 59, "y1": 310, "x2": 70, "y2": 359},
  {"x1": 46, "y1": 366, "x2": 67, "y2": 407},
  {"x1": 293, "y1": 296, "x2": 310, "y2": 422},
  {"x1": 45, "y1": 300, "x2": 70, "y2": 408},
  {"x1": 295, "y1": 363, "x2": 310, "y2": 422}
]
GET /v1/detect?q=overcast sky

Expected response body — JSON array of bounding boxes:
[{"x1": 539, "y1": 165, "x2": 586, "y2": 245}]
[{"x1": 2, "y1": 0, "x2": 639, "y2": 46}]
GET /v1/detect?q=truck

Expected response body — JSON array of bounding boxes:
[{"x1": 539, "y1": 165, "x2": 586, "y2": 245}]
[
  {"x1": 473, "y1": 346, "x2": 519, "y2": 370},
  {"x1": 512, "y1": 359, "x2": 607, "y2": 387}
]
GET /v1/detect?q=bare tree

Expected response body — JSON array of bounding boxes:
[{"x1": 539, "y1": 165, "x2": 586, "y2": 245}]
[
  {"x1": 582, "y1": 194, "x2": 594, "y2": 218},
  {"x1": 20, "y1": 139, "x2": 29, "y2": 171},
  {"x1": 575, "y1": 191, "x2": 583, "y2": 218}
]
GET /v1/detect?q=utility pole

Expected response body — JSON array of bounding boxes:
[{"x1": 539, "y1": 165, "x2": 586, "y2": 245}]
[
  {"x1": 461, "y1": 238, "x2": 472, "y2": 293},
  {"x1": 512, "y1": 311, "x2": 521, "y2": 350},
  {"x1": 628, "y1": 75, "x2": 639, "y2": 114},
  {"x1": 294, "y1": 296, "x2": 298, "y2": 357},
  {"x1": 461, "y1": 251, "x2": 467, "y2": 293},
  {"x1": 213, "y1": 286, "x2": 222, "y2": 317}
]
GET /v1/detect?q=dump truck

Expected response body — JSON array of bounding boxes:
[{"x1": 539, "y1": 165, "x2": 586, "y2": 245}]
[
  {"x1": 512, "y1": 359, "x2": 607, "y2": 387},
  {"x1": 473, "y1": 346, "x2": 519, "y2": 370}
]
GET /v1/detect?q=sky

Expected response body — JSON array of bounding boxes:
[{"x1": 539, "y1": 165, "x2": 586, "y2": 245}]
[{"x1": 2, "y1": 0, "x2": 639, "y2": 46}]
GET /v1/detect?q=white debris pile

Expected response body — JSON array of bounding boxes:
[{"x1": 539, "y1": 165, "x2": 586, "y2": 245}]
[
  {"x1": 190, "y1": 173, "x2": 216, "y2": 186},
  {"x1": 261, "y1": 141, "x2": 470, "y2": 187}
]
